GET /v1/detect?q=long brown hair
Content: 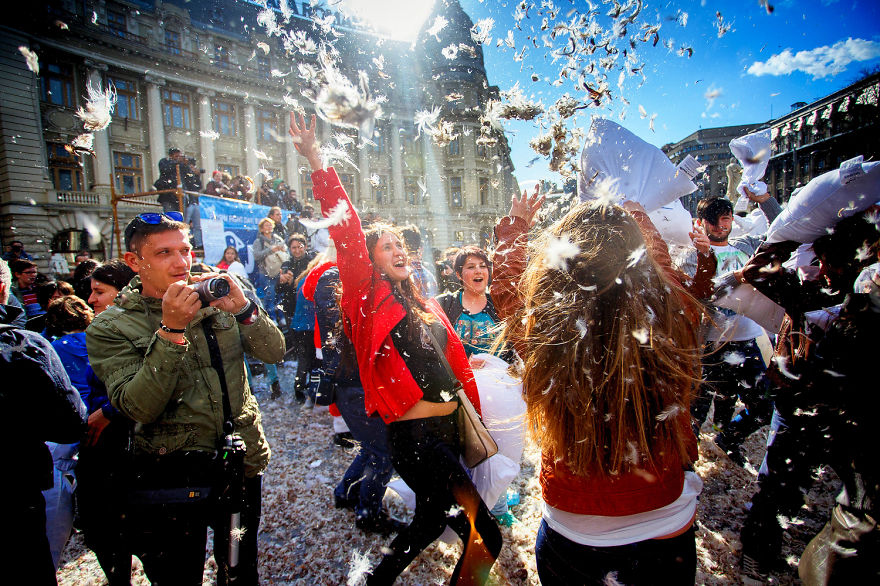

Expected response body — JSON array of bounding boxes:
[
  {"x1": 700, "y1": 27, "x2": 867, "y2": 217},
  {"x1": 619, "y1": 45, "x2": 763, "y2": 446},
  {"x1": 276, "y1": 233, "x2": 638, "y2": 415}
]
[
  {"x1": 363, "y1": 223, "x2": 434, "y2": 330},
  {"x1": 503, "y1": 202, "x2": 701, "y2": 476}
]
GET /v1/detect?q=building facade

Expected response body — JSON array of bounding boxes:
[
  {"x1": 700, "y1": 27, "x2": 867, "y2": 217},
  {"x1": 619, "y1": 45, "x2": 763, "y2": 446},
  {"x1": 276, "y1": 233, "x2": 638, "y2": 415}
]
[
  {"x1": 662, "y1": 122, "x2": 766, "y2": 214},
  {"x1": 765, "y1": 72, "x2": 879, "y2": 202},
  {"x1": 0, "y1": 0, "x2": 518, "y2": 271}
]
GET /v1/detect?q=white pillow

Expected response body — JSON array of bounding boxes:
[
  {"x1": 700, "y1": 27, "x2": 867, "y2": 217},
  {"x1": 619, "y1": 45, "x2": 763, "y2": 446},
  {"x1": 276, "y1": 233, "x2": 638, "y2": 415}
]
[
  {"x1": 578, "y1": 118, "x2": 697, "y2": 212},
  {"x1": 729, "y1": 129, "x2": 771, "y2": 197},
  {"x1": 648, "y1": 199, "x2": 693, "y2": 247},
  {"x1": 766, "y1": 157, "x2": 880, "y2": 244}
]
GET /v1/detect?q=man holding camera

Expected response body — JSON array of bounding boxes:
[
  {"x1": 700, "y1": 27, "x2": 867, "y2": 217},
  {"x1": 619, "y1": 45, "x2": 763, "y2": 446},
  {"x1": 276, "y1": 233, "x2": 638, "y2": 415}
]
[{"x1": 86, "y1": 212, "x2": 284, "y2": 585}]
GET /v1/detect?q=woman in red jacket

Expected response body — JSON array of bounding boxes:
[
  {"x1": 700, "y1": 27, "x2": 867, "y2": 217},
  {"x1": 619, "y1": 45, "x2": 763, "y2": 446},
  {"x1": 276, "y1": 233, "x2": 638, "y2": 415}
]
[
  {"x1": 492, "y1": 191, "x2": 704, "y2": 585},
  {"x1": 289, "y1": 114, "x2": 502, "y2": 585}
]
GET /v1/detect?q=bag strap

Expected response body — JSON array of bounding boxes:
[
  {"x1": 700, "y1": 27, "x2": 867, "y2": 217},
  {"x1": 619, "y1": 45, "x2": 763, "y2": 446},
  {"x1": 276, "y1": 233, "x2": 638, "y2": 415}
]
[
  {"x1": 201, "y1": 319, "x2": 234, "y2": 431},
  {"x1": 420, "y1": 321, "x2": 459, "y2": 390}
]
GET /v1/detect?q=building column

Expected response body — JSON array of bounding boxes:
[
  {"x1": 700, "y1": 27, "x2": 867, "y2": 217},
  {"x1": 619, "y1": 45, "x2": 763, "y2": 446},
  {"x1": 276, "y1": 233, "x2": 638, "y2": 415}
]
[
  {"x1": 197, "y1": 89, "x2": 216, "y2": 175},
  {"x1": 285, "y1": 134, "x2": 301, "y2": 196},
  {"x1": 422, "y1": 134, "x2": 449, "y2": 249},
  {"x1": 85, "y1": 63, "x2": 112, "y2": 188},
  {"x1": 390, "y1": 116, "x2": 404, "y2": 204},
  {"x1": 462, "y1": 122, "x2": 478, "y2": 209},
  {"x1": 144, "y1": 75, "x2": 166, "y2": 185},
  {"x1": 358, "y1": 128, "x2": 371, "y2": 207},
  {"x1": 243, "y1": 102, "x2": 259, "y2": 180}
]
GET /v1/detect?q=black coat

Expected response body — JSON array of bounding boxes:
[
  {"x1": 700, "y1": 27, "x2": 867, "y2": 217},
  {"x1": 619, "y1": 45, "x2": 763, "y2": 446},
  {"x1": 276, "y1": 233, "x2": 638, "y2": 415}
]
[{"x1": 0, "y1": 304, "x2": 87, "y2": 493}]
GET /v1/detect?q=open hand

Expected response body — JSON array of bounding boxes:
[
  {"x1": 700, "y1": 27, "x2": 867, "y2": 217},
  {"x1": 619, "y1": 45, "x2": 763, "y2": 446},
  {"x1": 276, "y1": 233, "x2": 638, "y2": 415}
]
[
  {"x1": 509, "y1": 185, "x2": 545, "y2": 226},
  {"x1": 289, "y1": 113, "x2": 322, "y2": 172},
  {"x1": 689, "y1": 220, "x2": 711, "y2": 255}
]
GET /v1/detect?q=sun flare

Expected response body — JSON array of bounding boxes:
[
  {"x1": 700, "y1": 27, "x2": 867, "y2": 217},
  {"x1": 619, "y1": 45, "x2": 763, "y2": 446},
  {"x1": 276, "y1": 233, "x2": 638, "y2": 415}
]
[{"x1": 339, "y1": 0, "x2": 436, "y2": 41}]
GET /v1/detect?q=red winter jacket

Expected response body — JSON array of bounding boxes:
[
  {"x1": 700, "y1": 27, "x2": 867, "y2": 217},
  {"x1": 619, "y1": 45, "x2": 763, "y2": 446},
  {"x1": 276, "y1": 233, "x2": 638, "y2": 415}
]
[{"x1": 311, "y1": 168, "x2": 480, "y2": 423}]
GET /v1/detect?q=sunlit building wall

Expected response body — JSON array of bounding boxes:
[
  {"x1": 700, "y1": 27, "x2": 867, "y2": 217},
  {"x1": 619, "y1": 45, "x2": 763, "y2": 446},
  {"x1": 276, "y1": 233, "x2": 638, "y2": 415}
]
[{"x1": 0, "y1": 0, "x2": 518, "y2": 269}]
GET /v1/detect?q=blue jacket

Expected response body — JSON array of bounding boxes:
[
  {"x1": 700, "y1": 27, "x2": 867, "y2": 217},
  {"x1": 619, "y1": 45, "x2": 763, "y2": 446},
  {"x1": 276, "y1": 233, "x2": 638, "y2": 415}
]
[
  {"x1": 290, "y1": 279, "x2": 316, "y2": 332},
  {"x1": 51, "y1": 332, "x2": 118, "y2": 418},
  {"x1": 313, "y1": 267, "x2": 361, "y2": 387},
  {"x1": 1, "y1": 303, "x2": 87, "y2": 492}
]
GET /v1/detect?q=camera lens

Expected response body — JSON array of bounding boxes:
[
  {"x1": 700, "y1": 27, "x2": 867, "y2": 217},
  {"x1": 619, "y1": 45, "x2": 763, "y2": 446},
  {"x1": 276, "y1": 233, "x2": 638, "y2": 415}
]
[{"x1": 195, "y1": 277, "x2": 231, "y2": 306}]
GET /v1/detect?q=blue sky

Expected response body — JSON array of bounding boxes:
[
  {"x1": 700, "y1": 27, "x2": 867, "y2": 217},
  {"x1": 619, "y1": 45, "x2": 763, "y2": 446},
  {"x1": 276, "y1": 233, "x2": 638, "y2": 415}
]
[{"x1": 445, "y1": 0, "x2": 880, "y2": 187}]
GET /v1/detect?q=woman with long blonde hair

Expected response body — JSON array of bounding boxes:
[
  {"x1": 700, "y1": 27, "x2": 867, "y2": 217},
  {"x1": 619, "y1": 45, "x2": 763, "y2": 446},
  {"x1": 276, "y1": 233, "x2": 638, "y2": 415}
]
[{"x1": 492, "y1": 191, "x2": 707, "y2": 584}]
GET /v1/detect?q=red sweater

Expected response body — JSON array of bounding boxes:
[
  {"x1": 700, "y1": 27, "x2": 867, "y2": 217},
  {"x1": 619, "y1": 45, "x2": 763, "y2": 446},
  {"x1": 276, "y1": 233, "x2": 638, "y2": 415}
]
[
  {"x1": 491, "y1": 214, "x2": 700, "y2": 516},
  {"x1": 311, "y1": 168, "x2": 480, "y2": 423}
]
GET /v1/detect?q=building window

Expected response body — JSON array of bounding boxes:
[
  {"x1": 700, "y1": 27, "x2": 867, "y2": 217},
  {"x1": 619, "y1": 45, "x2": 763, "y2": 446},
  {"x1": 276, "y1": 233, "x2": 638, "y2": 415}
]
[
  {"x1": 449, "y1": 176, "x2": 462, "y2": 207},
  {"x1": 113, "y1": 151, "x2": 144, "y2": 194},
  {"x1": 215, "y1": 45, "x2": 231, "y2": 69},
  {"x1": 164, "y1": 30, "x2": 181, "y2": 55},
  {"x1": 213, "y1": 100, "x2": 236, "y2": 136},
  {"x1": 401, "y1": 131, "x2": 422, "y2": 155},
  {"x1": 477, "y1": 143, "x2": 489, "y2": 158},
  {"x1": 256, "y1": 54, "x2": 271, "y2": 77},
  {"x1": 40, "y1": 63, "x2": 75, "y2": 107},
  {"x1": 217, "y1": 163, "x2": 240, "y2": 178},
  {"x1": 373, "y1": 126, "x2": 387, "y2": 154},
  {"x1": 372, "y1": 174, "x2": 389, "y2": 204},
  {"x1": 260, "y1": 168, "x2": 280, "y2": 182},
  {"x1": 479, "y1": 177, "x2": 489, "y2": 206},
  {"x1": 448, "y1": 134, "x2": 461, "y2": 156},
  {"x1": 162, "y1": 89, "x2": 191, "y2": 128},
  {"x1": 339, "y1": 173, "x2": 355, "y2": 195},
  {"x1": 302, "y1": 175, "x2": 314, "y2": 200},
  {"x1": 47, "y1": 142, "x2": 84, "y2": 191},
  {"x1": 107, "y1": 7, "x2": 127, "y2": 36},
  {"x1": 256, "y1": 109, "x2": 276, "y2": 141},
  {"x1": 404, "y1": 176, "x2": 419, "y2": 204},
  {"x1": 52, "y1": 229, "x2": 105, "y2": 263},
  {"x1": 110, "y1": 77, "x2": 139, "y2": 120}
]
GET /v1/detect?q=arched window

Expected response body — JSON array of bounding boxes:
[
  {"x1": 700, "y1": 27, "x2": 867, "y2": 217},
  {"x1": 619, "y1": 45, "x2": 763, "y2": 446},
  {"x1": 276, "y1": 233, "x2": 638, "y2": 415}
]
[{"x1": 51, "y1": 228, "x2": 105, "y2": 265}]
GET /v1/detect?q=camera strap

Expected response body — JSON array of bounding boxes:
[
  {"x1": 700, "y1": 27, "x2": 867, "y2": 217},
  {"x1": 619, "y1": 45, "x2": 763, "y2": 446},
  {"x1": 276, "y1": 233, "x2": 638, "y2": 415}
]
[{"x1": 201, "y1": 319, "x2": 234, "y2": 430}]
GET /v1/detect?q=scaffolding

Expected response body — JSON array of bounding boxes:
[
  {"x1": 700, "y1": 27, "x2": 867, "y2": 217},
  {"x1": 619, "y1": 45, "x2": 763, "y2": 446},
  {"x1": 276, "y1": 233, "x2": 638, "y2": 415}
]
[{"x1": 109, "y1": 166, "x2": 199, "y2": 256}]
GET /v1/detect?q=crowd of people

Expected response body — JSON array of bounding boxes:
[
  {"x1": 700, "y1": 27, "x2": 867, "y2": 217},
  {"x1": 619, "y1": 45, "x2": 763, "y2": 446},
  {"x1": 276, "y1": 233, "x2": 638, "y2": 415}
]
[{"x1": 2, "y1": 109, "x2": 877, "y2": 586}]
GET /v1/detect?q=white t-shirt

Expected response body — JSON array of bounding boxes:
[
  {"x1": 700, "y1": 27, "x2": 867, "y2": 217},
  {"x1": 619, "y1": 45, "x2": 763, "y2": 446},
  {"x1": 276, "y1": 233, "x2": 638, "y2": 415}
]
[
  {"x1": 708, "y1": 244, "x2": 764, "y2": 342},
  {"x1": 543, "y1": 471, "x2": 703, "y2": 547}
]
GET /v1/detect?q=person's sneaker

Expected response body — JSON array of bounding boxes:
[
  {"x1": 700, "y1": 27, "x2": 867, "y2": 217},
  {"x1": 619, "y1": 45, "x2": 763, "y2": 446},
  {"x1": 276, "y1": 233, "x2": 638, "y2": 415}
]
[
  {"x1": 334, "y1": 494, "x2": 357, "y2": 511},
  {"x1": 494, "y1": 511, "x2": 518, "y2": 527},
  {"x1": 270, "y1": 380, "x2": 281, "y2": 400},
  {"x1": 303, "y1": 396, "x2": 315, "y2": 410},
  {"x1": 294, "y1": 390, "x2": 306, "y2": 404},
  {"x1": 356, "y1": 512, "x2": 408, "y2": 536}
]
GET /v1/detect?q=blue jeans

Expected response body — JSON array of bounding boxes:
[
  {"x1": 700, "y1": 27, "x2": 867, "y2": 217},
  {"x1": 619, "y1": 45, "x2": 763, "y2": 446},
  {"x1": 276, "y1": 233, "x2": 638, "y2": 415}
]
[
  {"x1": 333, "y1": 385, "x2": 393, "y2": 519},
  {"x1": 184, "y1": 203, "x2": 202, "y2": 248},
  {"x1": 252, "y1": 273, "x2": 280, "y2": 323},
  {"x1": 535, "y1": 519, "x2": 696, "y2": 585}
]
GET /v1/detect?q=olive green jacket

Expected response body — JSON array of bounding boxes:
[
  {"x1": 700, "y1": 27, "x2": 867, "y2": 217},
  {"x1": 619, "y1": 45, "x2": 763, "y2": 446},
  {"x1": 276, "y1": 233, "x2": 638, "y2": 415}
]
[{"x1": 86, "y1": 276, "x2": 285, "y2": 476}]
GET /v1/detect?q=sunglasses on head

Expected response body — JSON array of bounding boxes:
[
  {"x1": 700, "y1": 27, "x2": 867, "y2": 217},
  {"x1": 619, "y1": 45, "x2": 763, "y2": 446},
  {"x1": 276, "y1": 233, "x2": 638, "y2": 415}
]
[
  {"x1": 124, "y1": 211, "x2": 185, "y2": 251},
  {"x1": 136, "y1": 212, "x2": 184, "y2": 223}
]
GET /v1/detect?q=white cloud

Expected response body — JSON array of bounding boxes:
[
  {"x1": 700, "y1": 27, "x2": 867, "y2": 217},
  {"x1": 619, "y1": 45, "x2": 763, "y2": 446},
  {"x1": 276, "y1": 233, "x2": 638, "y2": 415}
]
[{"x1": 747, "y1": 38, "x2": 880, "y2": 79}]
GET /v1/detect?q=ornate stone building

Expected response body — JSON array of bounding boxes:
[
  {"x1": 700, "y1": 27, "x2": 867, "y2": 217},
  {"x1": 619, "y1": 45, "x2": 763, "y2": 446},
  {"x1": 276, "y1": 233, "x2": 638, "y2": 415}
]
[
  {"x1": 0, "y1": 0, "x2": 518, "y2": 271},
  {"x1": 765, "y1": 72, "x2": 879, "y2": 202},
  {"x1": 662, "y1": 122, "x2": 766, "y2": 214}
]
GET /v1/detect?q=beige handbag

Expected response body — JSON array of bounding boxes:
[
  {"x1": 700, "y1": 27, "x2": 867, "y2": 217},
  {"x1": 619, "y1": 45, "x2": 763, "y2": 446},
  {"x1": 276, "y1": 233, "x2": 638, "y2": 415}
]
[{"x1": 422, "y1": 323, "x2": 498, "y2": 468}]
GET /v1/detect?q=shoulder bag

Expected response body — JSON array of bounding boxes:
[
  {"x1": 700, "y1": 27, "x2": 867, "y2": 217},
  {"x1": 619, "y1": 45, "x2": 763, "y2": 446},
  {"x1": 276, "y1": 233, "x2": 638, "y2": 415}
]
[{"x1": 421, "y1": 322, "x2": 498, "y2": 468}]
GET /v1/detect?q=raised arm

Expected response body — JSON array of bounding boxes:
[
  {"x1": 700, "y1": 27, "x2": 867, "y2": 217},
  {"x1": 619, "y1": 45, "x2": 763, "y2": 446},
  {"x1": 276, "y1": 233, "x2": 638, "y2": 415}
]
[
  {"x1": 623, "y1": 202, "x2": 716, "y2": 300},
  {"x1": 289, "y1": 113, "x2": 373, "y2": 311},
  {"x1": 491, "y1": 188, "x2": 545, "y2": 320}
]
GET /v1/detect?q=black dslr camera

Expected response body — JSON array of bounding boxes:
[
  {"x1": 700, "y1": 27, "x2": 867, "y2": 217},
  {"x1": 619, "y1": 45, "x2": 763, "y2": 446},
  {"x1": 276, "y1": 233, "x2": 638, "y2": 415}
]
[{"x1": 194, "y1": 277, "x2": 230, "y2": 307}]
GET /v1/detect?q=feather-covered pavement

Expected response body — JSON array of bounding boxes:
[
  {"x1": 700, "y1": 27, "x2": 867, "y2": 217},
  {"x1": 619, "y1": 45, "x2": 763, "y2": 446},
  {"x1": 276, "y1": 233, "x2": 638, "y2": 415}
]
[{"x1": 57, "y1": 362, "x2": 837, "y2": 585}]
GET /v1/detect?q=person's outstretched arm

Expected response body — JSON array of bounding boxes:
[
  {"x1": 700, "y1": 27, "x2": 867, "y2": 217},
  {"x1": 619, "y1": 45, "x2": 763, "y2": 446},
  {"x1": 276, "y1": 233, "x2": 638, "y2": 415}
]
[{"x1": 288, "y1": 113, "x2": 372, "y2": 317}]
